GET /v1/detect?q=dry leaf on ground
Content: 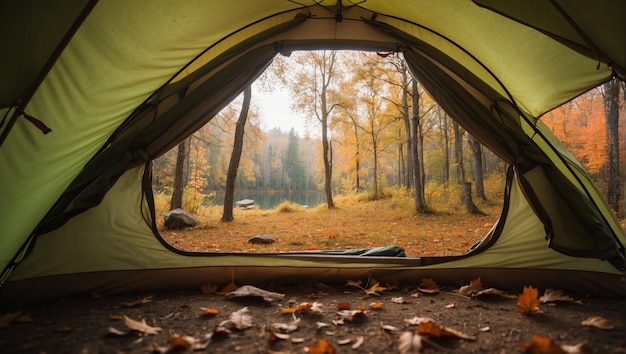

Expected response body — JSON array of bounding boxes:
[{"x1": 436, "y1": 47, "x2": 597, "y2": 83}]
[
  {"x1": 417, "y1": 320, "x2": 476, "y2": 340},
  {"x1": 398, "y1": 331, "x2": 423, "y2": 354},
  {"x1": 581, "y1": 316, "x2": 614, "y2": 330},
  {"x1": 307, "y1": 338, "x2": 336, "y2": 354},
  {"x1": 219, "y1": 307, "x2": 253, "y2": 330},
  {"x1": 418, "y1": 278, "x2": 440, "y2": 294},
  {"x1": 225, "y1": 285, "x2": 285, "y2": 302},
  {"x1": 121, "y1": 296, "x2": 153, "y2": 307},
  {"x1": 458, "y1": 277, "x2": 483, "y2": 296},
  {"x1": 518, "y1": 286, "x2": 541, "y2": 315},
  {"x1": 108, "y1": 315, "x2": 162, "y2": 336}
]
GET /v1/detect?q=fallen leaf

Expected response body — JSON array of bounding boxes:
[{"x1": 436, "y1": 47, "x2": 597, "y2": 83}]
[
  {"x1": 199, "y1": 307, "x2": 220, "y2": 316},
  {"x1": 418, "y1": 278, "x2": 440, "y2": 294},
  {"x1": 581, "y1": 316, "x2": 614, "y2": 330},
  {"x1": 560, "y1": 342, "x2": 592, "y2": 354},
  {"x1": 518, "y1": 286, "x2": 541, "y2": 315},
  {"x1": 219, "y1": 281, "x2": 238, "y2": 294},
  {"x1": 122, "y1": 296, "x2": 153, "y2": 307},
  {"x1": 200, "y1": 283, "x2": 218, "y2": 295},
  {"x1": 226, "y1": 285, "x2": 285, "y2": 302},
  {"x1": 476, "y1": 287, "x2": 518, "y2": 299},
  {"x1": 316, "y1": 321, "x2": 330, "y2": 329},
  {"x1": 404, "y1": 316, "x2": 435, "y2": 326},
  {"x1": 307, "y1": 338, "x2": 336, "y2": 354},
  {"x1": 351, "y1": 336, "x2": 364, "y2": 349},
  {"x1": 336, "y1": 302, "x2": 351, "y2": 310},
  {"x1": 227, "y1": 307, "x2": 253, "y2": 330},
  {"x1": 444, "y1": 302, "x2": 456, "y2": 309},
  {"x1": 365, "y1": 282, "x2": 387, "y2": 296},
  {"x1": 272, "y1": 318, "x2": 300, "y2": 333},
  {"x1": 391, "y1": 297, "x2": 408, "y2": 304},
  {"x1": 398, "y1": 331, "x2": 422, "y2": 354},
  {"x1": 539, "y1": 289, "x2": 581, "y2": 304},
  {"x1": 418, "y1": 320, "x2": 476, "y2": 340},
  {"x1": 522, "y1": 334, "x2": 565, "y2": 354},
  {"x1": 346, "y1": 279, "x2": 362, "y2": 288},
  {"x1": 336, "y1": 309, "x2": 366, "y2": 322},
  {"x1": 109, "y1": 315, "x2": 162, "y2": 336},
  {"x1": 369, "y1": 302, "x2": 383, "y2": 309},
  {"x1": 458, "y1": 277, "x2": 483, "y2": 296}
]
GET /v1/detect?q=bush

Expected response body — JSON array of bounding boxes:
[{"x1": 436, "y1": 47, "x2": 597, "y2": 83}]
[{"x1": 273, "y1": 201, "x2": 305, "y2": 213}]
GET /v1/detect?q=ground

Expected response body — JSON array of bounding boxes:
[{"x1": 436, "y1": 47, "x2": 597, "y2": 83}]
[
  {"x1": 1, "y1": 198, "x2": 624, "y2": 353},
  {"x1": 0, "y1": 283, "x2": 624, "y2": 353}
]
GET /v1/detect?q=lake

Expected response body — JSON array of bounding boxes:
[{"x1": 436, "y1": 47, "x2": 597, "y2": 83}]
[{"x1": 213, "y1": 191, "x2": 327, "y2": 210}]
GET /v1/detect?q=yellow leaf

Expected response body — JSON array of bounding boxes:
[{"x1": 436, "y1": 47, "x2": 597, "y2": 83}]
[
  {"x1": 346, "y1": 279, "x2": 363, "y2": 287},
  {"x1": 369, "y1": 302, "x2": 383, "y2": 309},
  {"x1": 365, "y1": 281, "x2": 387, "y2": 296}
]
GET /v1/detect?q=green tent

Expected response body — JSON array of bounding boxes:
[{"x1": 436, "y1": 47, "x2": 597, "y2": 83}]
[{"x1": 1, "y1": 0, "x2": 624, "y2": 302}]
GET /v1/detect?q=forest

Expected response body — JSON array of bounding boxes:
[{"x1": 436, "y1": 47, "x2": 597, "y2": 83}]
[{"x1": 152, "y1": 50, "x2": 625, "y2": 216}]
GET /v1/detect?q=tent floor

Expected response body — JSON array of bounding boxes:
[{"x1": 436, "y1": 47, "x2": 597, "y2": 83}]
[{"x1": 1, "y1": 283, "x2": 624, "y2": 353}]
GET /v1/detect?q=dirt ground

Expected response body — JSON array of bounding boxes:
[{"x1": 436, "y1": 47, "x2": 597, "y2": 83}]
[{"x1": 1, "y1": 281, "x2": 624, "y2": 354}]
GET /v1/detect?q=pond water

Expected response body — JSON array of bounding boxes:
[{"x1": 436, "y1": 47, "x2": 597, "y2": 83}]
[{"x1": 213, "y1": 191, "x2": 327, "y2": 210}]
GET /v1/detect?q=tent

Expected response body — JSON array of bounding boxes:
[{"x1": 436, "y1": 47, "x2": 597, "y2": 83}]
[{"x1": 1, "y1": 0, "x2": 624, "y2": 303}]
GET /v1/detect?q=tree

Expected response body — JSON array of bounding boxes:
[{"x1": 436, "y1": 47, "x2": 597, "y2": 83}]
[
  {"x1": 453, "y1": 120, "x2": 482, "y2": 214},
  {"x1": 410, "y1": 79, "x2": 426, "y2": 212},
  {"x1": 602, "y1": 78, "x2": 620, "y2": 212},
  {"x1": 222, "y1": 85, "x2": 252, "y2": 222},
  {"x1": 467, "y1": 135, "x2": 487, "y2": 201},
  {"x1": 284, "y1": 128, "x2": 306, "y2": 190},
  {"x1": 284, "y1": 51, "x2": 342, "y2": 208},
  {"x1": 170, "y1": 138, "x2": 188, "y2": 210}
]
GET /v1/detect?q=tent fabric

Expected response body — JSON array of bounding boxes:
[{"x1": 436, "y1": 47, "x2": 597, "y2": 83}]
[{"x1": 0, "y1": 0, "x2": 624, "y2": 300}]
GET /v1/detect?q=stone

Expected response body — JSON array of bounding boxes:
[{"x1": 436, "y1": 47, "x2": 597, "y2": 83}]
[
  {"x1": 235, "y1": 199, "x2": 255, "y2": 208},
  {"x1": 248, "y1": 234, "x2": 276, "y2": 245},
  {"x1": 164, "y1": 208, "x2": 198, "y2": 229}
]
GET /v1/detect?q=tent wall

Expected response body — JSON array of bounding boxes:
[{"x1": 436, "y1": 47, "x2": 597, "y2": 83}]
[{"x1": 2, "y1": 165, "x2": 621, "y2": 303}]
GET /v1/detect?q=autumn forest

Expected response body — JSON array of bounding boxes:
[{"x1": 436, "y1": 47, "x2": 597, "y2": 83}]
[{"x1": 152, "y1": 50, "x2": 626, "y2": 217}]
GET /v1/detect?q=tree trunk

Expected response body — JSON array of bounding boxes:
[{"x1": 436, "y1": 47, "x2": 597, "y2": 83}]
[
  {"x1": 442, "y1": 110, "x2": 450, "y2": 186},
  {"x1": 453, "y1": 121, "x2": 482, "y2": 214},
  {"x1": 602, "y1": 78, "x2": 620, "y2": 213},
  {"x1": 411, "y1": 80, "x2": 426, "y2": 213},
  {"x1": 468, "y1": 135, "x2": 487, "y2": 201},
  {"x1": 402, "y1": 66, "x2": 412, "y2": 189},
  {"x1": 322, "y1": 109, "x2": 335, "y2": 208},
  {"x1": 222, "y1": 86, "x2": 251, "y2": 222},
  {"x1": 170, "y1": 138, "x2": 188, "y2": 210}
]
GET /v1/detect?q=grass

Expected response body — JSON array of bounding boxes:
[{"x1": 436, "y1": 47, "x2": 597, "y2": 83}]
[{"x1": 157, "y1": 180, "x2": 505, "y2": 256}]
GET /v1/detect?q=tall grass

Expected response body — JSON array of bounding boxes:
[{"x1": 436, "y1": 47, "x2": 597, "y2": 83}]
[{"x1": 154, "y1": 176, "x2": 506, "y2": 227}]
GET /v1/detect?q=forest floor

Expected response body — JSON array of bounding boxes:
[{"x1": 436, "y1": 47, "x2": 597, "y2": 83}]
[
  {"x1": 1, "y1": 194, "x2": 625, "y2": 353},
  {"x1": 158, "y1": 193, "x2": 502, "y2": 256}
]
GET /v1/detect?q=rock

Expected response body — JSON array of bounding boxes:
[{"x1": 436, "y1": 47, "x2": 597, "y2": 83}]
[
  {"x1": 235, "y1": 199, "x2": 255, "y2": 208},
  {"x1": 164, "y1": 208, "x2": 198, "y2": 229},
  {"x1": 248, "y1": 234, "x2": 276, "y2": 245}
]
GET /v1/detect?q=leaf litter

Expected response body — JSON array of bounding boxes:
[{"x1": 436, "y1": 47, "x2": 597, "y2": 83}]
[{"x1": 0, "y1": 278, "x2": 622, "y2": 353}]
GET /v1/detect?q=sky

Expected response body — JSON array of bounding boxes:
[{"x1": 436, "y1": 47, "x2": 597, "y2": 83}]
[{"x1": 253, "y1": 85, "x2": 310, "y2": 137}]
